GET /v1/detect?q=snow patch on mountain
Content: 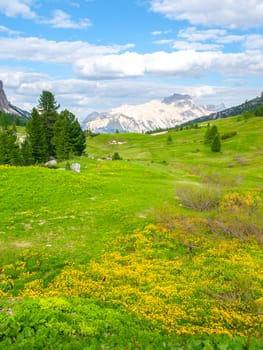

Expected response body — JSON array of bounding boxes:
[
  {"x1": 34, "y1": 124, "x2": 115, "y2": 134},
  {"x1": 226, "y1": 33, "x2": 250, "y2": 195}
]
[{"x1": 82, "y1": 93, "x2": 224, "y2": 133}]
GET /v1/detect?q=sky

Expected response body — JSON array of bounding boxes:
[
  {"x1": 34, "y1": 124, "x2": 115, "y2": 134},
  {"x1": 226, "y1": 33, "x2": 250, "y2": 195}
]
[{"x1": 1, "y1": 0, "x2": 263, "y2": 120}]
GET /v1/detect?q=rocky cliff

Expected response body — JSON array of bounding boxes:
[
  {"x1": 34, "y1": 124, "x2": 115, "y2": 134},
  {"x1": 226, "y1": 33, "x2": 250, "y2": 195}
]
[{"x1": 0, "y1": 80, "x2": 30, "y2": 118}]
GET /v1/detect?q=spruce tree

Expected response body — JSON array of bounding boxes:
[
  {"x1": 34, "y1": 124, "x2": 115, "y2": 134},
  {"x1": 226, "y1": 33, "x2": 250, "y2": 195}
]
[
  {"x1": 0, "y1": 126, "x2": 22, "y2": 165},
  {"x1": 52, "y1": 112, "x2": 71, "y2": 161},
  {"x1": 26, "y1": 108, "x2": 48, "y2": 163},
  {"x1": 21, "y1": 139, "x2": 34, "y2": 165},
  {"x1": 211, "y1": 134, "x2": 221, "y2": 152},
  {"x1": 38, "y1": 91, "x2": 60, "y2": 157},
  {"x1": 204, "y1": 125, "x2": 219, "y2": 144}
]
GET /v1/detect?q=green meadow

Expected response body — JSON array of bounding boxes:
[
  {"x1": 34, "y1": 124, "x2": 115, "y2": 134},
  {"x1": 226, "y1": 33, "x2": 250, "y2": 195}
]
[{"x1": 0, "y1": 115, "x2": 263, "y2": 349}]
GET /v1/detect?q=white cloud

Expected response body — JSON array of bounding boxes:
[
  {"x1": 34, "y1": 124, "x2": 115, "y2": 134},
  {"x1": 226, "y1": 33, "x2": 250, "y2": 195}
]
[
  {"x1": 0, "y1": 25, "x2": 21, "y2": 36},
  {"x1": 0, "y1": 36, "x2": 134, "y2": 63},
  {"x1": 74, "y1": 52, "x2": 145, "y2": 79},
  {"x1": 0, "y1": 0, "x2": 36, "y2": 19},
  {"x1": 43, "y1": 9, "x2": 91, "y2": 29},
  {"x1": 171, "y1": 41, "x2": 221, "y2": 51},
  {"x1": 1, "y1": 67, "x2": 261, "y2": 119},
  {"x1": 177, "y1": 27, "x2": 244, "y2": 45},
  {"x1": 151, "y1": 30, "x2": 171, "y2": 36},
  {"x1": 74, "y1": 50, "x2": 263, "y2": 80},
  {"x1": 244, "y1": 34, "x2": 263, "y2": 50},
  {"x1": 150, "y1": 0, "x2": 263, "y2": 28},
  {"x1": 153, "y1": 27, "x2": 245, "y2": 51}
]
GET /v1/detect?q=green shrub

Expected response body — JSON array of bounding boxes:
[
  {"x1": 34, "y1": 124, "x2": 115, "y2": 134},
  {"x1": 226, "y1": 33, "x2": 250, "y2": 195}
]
[
  {"x1": 208, "y1": 192, "x2": 263, "y2": 243},
  {"x1": 112, "y1": 152, "x2": 122, "y2": 160},
  {"x1": 211, "y1": 134, "x2": 221, "y2": 152},
  {"x1": 221, "y1": 131, "x2": 237, "y2": 140},
  {"x1": 176, "y1": 184, "x2": 221, "y2": 211}
]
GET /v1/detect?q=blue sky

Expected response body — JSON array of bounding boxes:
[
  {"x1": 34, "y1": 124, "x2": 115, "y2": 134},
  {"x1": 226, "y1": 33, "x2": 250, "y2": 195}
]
[{"x1": 0, "y1": 0, "x2": 263, "y2": 119}]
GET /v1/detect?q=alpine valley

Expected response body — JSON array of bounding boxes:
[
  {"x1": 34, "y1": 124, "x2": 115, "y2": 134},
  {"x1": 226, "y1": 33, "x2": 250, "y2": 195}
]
[{"x1": 81, "y1": 93, "x2": 225, "y2": 133}]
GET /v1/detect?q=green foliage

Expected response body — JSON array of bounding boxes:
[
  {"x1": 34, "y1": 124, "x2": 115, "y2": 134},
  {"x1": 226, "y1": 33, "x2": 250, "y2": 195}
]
[
  {"x1": 204, "y1": 124, "x2": 219, "y2": 144},
  {"x1": 0, "y1": 115, "x2": 263, "y2": 348},
  {"x1": 255, "y1": 104, "x2": 263, "y2": 116},
  {"x1": 0, "y1": 126, "x2": 22, "y2": 165},
  {"x1": 112, "y1": 152, "x2": 122, "y2": 160},
  {"x1": 167, "y1": 135, "x2": 173, "y2": 144},
  {"x1": 243, "y1": 110, "x2": 255, "y2": 120},
  {"x1": 26, "y1": 108, "x2": 48, "y2": 163},
  {"x1": 24, "y1": 92, "x2": 86, "y2": 164},
  {"x1": 176, "y1": 184, "x2": 221, "y2": 211},
  {"x1": 38, "y1": 90, "x2": 60, "y2": 113},
  {"x1": 211, "y1": 134, "x2": 221, "y2": 152},
  {"x1": 208, "y1": 192, "x2": 263, "y2": 242},
  {"x1": 221, "y1": 131, "x2": 237, "y2": 140}
]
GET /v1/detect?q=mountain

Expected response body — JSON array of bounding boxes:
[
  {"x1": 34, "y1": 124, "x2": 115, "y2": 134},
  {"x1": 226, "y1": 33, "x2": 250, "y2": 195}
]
[
  {"x1": 183, "y1": 92, "x2": 263, "y2": 125},
  {"x1": 82, "y1": 93, "x2": 224, "y2": 133},
  {"x1": 0, "y1": 80, "x2": 30, "y2": 119}
]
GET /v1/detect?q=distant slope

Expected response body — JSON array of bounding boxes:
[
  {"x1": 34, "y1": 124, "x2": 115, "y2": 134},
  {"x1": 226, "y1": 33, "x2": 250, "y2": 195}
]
[
  {"x1": 82, "y1": 93, "x2": 224, "y2": 133},
  {"x1": 184, "y1": 93, "x2": 263, "y2": 125}
]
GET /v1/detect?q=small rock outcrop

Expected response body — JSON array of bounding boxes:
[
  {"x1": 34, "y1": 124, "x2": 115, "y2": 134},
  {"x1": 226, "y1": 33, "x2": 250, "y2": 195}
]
[{"x1": 70, "y1": 163, "x2": 81, "y2": 173}]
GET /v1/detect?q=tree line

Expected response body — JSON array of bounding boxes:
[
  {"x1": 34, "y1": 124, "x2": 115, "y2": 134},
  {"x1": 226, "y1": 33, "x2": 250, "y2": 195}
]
[{"x1": 0, "y1": 91, "x2": 85, "y2": 165}]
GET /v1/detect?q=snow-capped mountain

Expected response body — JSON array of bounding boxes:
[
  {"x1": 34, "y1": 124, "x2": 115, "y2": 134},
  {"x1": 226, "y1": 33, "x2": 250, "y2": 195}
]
[{"x1": 82, "y1": 93, "x2": 225, "y2": 133}]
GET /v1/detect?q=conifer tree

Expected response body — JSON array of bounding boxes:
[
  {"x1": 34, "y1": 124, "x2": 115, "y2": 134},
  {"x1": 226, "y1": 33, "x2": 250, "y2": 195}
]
[
  {"x1": 26, "y1": 108, "x2": 48, "y2": 163},
  {"x1": 204, "y1": 125, "x2": 218, "y2": 144},
  {"x1": 52, "y1": 112, "x2": 71, "y2": 161},
  {"x1": 21, "y1": 139, "x2": 34, "y2": 165},
  {"x1": 211, "y1": 134, "x2": 221, "y2": 152},
  {"x1": 38, "y1": 91, "x2": 60, "y2": 157},
  {"x1": 0, "y1": 126, "x2": 21, "y2": 165}
]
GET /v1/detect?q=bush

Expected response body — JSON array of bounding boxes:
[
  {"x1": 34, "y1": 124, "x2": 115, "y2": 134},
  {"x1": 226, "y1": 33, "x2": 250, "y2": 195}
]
[
  {"x1": 204, "y1": 125, "x2": 218, "y2": 144},
  {"x1": 211, "y1": 134, "x2": 221, "y2": 152},
  {"x1": 176, "y1": 184, "x2": 221, "y2": 211},
  {"x1": 208, "y1": 192, "x2": 263, "y2": 243},
  {"x1": 112, "y1": 152, "x2": 122, "y2": 160},
  {"x1": 221, "y1": 131, "x2": 237, "y2": 140}
]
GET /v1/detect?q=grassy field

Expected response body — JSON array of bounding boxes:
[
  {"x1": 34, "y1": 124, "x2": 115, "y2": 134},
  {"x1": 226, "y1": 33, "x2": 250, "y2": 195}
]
[{"x1": 0, "y1": 115, "x2": 263, "y2": 349}]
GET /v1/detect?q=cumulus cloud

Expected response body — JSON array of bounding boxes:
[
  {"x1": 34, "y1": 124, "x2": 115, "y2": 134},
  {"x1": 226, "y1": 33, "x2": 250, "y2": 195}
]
[
  {"x1": 74, "y1": 50, "x2": 263, "y2": 79},
  {"x1": 0, "y1": 36, "x2": 134, "y2": 63},
  {"x1": 150, "y1": 0, "x2": 263, "y2": 28},
  {"x1": 74, "y1": 52, "x2": 145, "y2": 79},
  {"x1": 42, "y1": 9, "x2": 91, "y2": 29},
  {"x1": 1, "y1": 66, "x2": 261, "y2": 119},
  {"x1": 0, "y1": 0, "x2": 36, "y2": 19}
]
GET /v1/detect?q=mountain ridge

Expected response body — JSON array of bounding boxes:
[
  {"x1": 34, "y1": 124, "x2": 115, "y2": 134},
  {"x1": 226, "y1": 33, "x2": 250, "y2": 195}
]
[
  {"x1": 82, "y1": 94, "x2": 224, "y2": 133},
  {"x1": 0, "y1": 81, "x2": 30, "y2": 119}
]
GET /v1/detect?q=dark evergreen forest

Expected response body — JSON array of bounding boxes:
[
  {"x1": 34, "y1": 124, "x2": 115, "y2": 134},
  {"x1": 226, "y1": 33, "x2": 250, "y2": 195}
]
[{"x1": 0, "y1": 91, "x2": 86, "y2": 165}]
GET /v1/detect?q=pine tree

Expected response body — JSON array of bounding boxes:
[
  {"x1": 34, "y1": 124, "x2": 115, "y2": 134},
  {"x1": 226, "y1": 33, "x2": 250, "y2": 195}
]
[
  {"x1": 65, "y1": 110, "x2": 86, "y2": 156},
  {"x1": 211, "y1": 134, "x2": 221, "y2": 152},
  {"x1": 204, "y1": 125, "x2": 218, "y2": 144},
  {"x1": 52, "y1": 112, "x2": 71, "y2": 161},
  {"x1": 0, "y1": 126, "x2": 22, "y2": 165},
  {"x1": 38, "y1": 91, "x2": 60, "y2": 157},
  {"x1": 38, "y1": 90, "x2": 60, "y2": 113},
  {"x1": 21, "y1": 139, "x2": 34, "y2": 165},
  {"x1": 26, "y1": 108, "x2": 48, "y2": 163}
]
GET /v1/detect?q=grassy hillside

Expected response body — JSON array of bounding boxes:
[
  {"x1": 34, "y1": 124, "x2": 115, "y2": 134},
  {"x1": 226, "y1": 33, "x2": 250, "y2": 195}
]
[{"x1": 0, "y1": 115, "x2": 263, "y2": 349}]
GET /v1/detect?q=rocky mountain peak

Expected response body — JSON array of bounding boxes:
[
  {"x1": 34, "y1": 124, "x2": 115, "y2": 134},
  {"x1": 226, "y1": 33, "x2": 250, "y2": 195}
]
[
  {"x1": 0, "y1": 80, "x2": 10, "y2": 111},
  {"x1": 0, "y1": 80, "x2": 30, "y2": 118},
  {"x1": 82, "y1": 93, "x2": 224, "y2": 133},
  {"x1": 162, "y1": 93, "x2": 191, "y2": 105}
]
